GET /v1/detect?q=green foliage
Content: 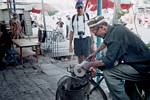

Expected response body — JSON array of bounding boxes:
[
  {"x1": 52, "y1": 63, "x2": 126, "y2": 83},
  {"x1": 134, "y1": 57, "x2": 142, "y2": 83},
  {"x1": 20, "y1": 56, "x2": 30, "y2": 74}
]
[
  {"x1": 48, "y1": 10, "x2": 59, "y2": 16},
  {"x1": 117, "y1": 10, "x2": 129, "y2": 19}
]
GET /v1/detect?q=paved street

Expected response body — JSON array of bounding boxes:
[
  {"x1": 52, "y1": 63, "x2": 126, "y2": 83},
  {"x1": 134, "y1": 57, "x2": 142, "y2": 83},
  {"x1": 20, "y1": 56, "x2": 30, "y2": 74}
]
[
  {"x1": 0, "y1": 57, "x2": 58, "y2": 100},
  {"x1": 0, "y1": 55, "x2": 111, "y2": 100},
  {"x1": 0, "y1": 56, "x2": 62, "y2": 100}
]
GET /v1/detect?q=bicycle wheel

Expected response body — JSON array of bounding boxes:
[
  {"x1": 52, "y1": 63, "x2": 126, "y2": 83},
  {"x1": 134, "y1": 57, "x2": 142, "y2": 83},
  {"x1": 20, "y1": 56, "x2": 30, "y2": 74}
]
[
  {"x1": 87, "y1": 80, "x2": 107, "y2": 100},
  {"x1": 56, "y1": 83, "x2": 108, "y2": 100}
]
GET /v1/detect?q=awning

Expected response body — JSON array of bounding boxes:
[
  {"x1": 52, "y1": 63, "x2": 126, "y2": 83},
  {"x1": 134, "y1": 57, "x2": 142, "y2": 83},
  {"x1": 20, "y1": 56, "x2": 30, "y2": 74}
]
[
  {"x1": 32, "y1": 8, "x2": 41, "y2": 13},
  {"x1": 85, "y1": 0, "x2": 133, "y2": 11},
  {"x1": 30, "y1": 3, "x2": 58, "y2": 16}
]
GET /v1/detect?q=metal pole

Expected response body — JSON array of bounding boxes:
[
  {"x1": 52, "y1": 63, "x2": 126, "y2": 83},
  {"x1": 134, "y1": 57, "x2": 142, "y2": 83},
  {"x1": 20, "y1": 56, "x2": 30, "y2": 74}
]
[
  {"x1": 12, "y1": 0, "x2": 16, "y2": 12},
  {"x1": 97, "y1": 0, "x2": 102, "y2": 15},
  {"x1": 96, "y1": 0, "x2": 102, "y2": 83},
  {"x1": 9, "y1": 0, "x2": 12, "y2": 13},
  {"x1": 96, "y1": 0, "x2": 102, "y2": 59},
  {"x1": 7, "y1": 0, "x2": 11, "y2": 20},
  {"x1": 41, "y1": 0, "x2": 47, "y2": 31}
]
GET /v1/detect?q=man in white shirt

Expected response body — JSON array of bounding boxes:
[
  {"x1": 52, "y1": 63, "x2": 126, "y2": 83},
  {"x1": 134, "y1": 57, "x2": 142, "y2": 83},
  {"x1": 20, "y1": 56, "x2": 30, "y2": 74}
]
[{"x1": 69, "y1": 1, "x2": 95, "y2": 63}]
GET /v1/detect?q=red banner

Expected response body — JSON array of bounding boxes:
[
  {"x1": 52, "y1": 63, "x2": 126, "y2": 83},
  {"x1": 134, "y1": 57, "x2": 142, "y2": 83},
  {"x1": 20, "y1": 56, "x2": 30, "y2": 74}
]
[
  {"x1": 32, "y1": 8, "x2": 41, "y2": 13},
  {"x1": 87, "y1": 0, "x2": 133, "y2": 11}
]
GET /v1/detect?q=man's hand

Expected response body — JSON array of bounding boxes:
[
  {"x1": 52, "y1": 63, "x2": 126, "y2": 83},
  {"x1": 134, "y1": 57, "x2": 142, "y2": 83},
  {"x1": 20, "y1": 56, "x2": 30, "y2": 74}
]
[
  {"x1": 69, "y1": 32, "x2": 73, "y2": 52},
  {"x1": 89, "y1": 60, "x2": 105, "y2": 69},
  {"x1": 88, "y1": 52, "x2": 96, "y2": 60},
  {"x1": 90, "y1": 67, "x2": 96, "y2": 77}
]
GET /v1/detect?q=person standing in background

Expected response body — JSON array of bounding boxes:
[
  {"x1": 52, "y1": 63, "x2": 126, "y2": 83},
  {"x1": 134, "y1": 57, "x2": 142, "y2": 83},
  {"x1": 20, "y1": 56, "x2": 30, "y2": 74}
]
[
  {"x1": 10, "y1": 13, "x2": 23, "y2": 39},
  {"x1": 56, "y1": 18, "x2": 65, "y2": 41},
  {"x1": 0, "y1": 21, "x2": 12, "y2": 70},
  {"x1": 66, "y1": 15, "x2": 71, "y2": 39},
  {"x1": 69, "y1": 1, "x2": 96, "y2": 63}
]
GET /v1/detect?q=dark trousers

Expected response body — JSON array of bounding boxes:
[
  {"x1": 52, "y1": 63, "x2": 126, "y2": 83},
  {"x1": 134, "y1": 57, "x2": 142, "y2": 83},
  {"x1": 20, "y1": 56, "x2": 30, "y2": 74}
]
[
  {"x1": 0, "y1": 49, "x2": 6, "y2": 70},
  {"x1": 103, "y1": 64, "x2": 150, "y2": 100}
]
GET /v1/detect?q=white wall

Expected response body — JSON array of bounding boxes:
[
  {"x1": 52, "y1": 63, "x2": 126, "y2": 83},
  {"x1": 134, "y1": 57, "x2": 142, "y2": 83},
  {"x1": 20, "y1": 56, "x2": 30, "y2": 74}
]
[{"x1": 2, "y1": 10, "x2": 10, "y2": 24}]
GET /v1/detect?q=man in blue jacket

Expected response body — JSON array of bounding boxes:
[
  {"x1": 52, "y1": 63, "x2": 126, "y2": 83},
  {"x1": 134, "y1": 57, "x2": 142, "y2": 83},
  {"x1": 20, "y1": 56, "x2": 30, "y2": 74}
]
[{"x1": 87, "y1": 16, "x2": 150, "y2": 100}]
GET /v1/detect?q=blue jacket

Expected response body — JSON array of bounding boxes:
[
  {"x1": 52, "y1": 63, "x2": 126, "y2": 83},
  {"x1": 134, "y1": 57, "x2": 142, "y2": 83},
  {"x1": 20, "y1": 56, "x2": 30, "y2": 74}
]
[{"x1": 102, "y1": 24, "x2": 150, "y2": 73}]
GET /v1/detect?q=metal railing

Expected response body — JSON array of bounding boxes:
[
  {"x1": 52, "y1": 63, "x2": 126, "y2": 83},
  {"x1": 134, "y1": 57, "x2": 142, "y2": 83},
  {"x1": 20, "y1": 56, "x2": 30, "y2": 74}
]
[{"x1": 40, "y1": 29, "x2": 67, "y2": 58}]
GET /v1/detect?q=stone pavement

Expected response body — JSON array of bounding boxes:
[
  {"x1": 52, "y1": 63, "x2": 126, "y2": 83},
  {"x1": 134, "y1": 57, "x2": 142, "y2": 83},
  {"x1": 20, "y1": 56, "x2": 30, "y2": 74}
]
[
  {"x1": 0, "y1": 64, "x2": 56, "y2": 100},
  {"x1": 0, "y1": 55, "x2": 77, "y2": 100},
  {"x1": 0, "y1": 56, "x2": 110, "y2": 100}
]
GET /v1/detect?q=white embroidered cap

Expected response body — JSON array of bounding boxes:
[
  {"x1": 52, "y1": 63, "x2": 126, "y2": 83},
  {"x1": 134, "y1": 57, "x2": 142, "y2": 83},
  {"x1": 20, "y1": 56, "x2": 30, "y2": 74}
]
[{"x1": 88, "y1": 16, "x2": 106, "y2": 28}]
